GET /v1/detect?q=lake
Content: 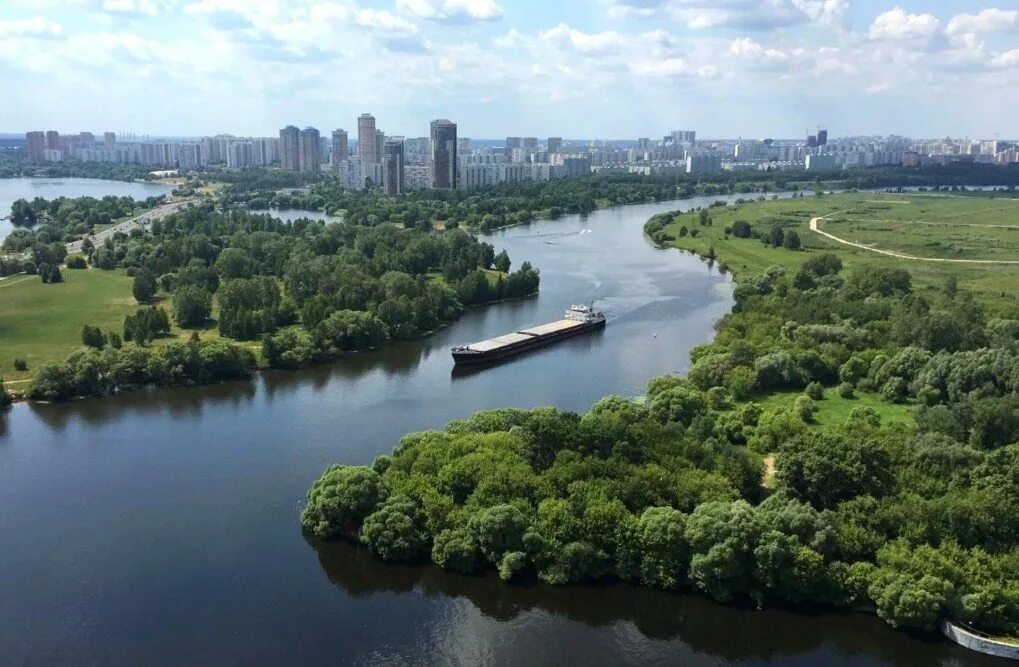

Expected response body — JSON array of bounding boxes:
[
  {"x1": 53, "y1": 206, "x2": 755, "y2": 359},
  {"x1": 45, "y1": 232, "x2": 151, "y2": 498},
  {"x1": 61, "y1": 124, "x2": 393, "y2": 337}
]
[
  {"x1": 0, "y1": 194, "x2": 993, "y2": 665},
  {"x1": 0, "y1": 177, "x2": 176, "y2": 241}
]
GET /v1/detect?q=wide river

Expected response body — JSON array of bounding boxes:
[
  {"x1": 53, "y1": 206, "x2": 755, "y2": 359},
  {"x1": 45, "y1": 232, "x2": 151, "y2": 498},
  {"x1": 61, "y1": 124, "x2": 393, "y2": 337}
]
[
  {"x1": 0, "y1": 177, "x2": 176, "y2": 241},
  {"x1": 0, "y1": 194, "x2": 997, "y2": 665}
]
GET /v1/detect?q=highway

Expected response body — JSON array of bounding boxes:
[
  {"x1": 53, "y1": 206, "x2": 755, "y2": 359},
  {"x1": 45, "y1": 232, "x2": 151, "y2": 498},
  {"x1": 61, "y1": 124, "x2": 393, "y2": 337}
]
[{"x1": 66, "y1": 198, "x2": 193, "y2": 255}]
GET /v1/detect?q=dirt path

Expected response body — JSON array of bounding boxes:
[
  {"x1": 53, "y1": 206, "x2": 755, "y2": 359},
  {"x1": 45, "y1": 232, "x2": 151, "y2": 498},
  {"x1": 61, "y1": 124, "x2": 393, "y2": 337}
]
[{"x1": 809, "y1": 213, "x2": 1019, "y2": 265}]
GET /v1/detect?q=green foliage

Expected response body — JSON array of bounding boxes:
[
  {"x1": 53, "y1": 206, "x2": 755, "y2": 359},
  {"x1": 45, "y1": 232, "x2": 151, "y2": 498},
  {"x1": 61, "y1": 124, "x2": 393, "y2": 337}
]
[
  {"x1": 171, "y1": 285, "x2": 213, "y2": 328},
  {"x1": 132, "y1": 270, "x2": 157, "y2": 304},
  {"x1": 301, "y1": 465, "x2": 387, "y2": 539},
  {"x1": 360, "y1": 496, "x2": 431, "y2": 563},
  {"x1": 777, "y1": 432, "x2": 893, "y2": 509}
]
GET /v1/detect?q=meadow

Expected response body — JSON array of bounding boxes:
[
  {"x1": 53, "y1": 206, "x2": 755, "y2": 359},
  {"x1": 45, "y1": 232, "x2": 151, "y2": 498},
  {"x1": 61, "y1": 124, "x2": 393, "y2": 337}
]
[{"x1": 661, "y1": 190, "x2": 1019, "y2": 314}]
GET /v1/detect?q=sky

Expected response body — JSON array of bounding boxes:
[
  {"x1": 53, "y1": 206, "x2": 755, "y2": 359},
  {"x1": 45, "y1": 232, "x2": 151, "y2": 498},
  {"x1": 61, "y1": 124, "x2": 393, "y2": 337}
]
[{"x1": 1, "y1": 0, "x2": 1018, "y2": 140}]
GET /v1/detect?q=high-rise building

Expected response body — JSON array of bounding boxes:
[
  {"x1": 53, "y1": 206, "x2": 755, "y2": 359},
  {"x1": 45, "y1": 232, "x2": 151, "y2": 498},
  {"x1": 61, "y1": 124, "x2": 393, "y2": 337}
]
[
  {"x1": 523, "y1": 137, "x2": 538, "y2": 153},
  {"x1": 331, "y1": 129, "x2": 348, "y2": 167},
  {"x1": 457, "y1": 137, "x2": 471, "y2": 153},
  {"x1": 817, "y1": 129, "x2": 828, "y2": 146},
  {"x1": 299, "y1": 127, "x2": 320, "y2": 173},
  {"x1": 358, "y1": 114, "x2": 378, "y2": 165},
  {"x1": 104, "y1": 132, "x2": 117, "y2": 148},
  {"x1": 46, "y1": 130, "x2": 61, "y2": 150},
  {"x1": 26, "y1": 131, "x2": 46, "y2": 162},
  {"x1": 279, "y1": 125, "x2": 300, "y2": 172},
  {"x1": 178, "y1": 142, "x2": 204, "y2": 170},
  {"x1": 430, "y1": 119, "x2": 457, "y2": 189},
  {"x1": 383, "y1": 138, "x2": 405, "y2": 196},
  {"x1": 547, "y1": 137, "x2": 563, "y2": 154}
]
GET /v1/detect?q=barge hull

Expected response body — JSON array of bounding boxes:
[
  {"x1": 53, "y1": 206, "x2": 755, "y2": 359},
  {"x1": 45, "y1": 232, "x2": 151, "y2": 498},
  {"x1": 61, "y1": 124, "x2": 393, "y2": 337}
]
[{"x1": 452, "y1": 319, "x2": 605, "y2": 365}]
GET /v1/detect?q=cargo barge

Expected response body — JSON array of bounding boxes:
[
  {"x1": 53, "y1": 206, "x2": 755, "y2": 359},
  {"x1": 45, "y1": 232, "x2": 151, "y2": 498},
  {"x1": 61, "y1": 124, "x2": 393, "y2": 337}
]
[{"x1": 452, "y1": 304, "x2": 606, "y2": 365}]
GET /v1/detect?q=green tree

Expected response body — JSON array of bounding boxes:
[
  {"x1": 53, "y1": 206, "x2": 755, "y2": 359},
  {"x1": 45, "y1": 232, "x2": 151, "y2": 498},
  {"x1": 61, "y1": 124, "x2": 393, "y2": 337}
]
[
  {"x1": 132, "y1": 269, "x2": 157, "y2": 304},
  {"x1": 171, "y1": 285, "x2": 213, "y2": 328},
  {"x1": 301, "y1": 465, "x2": 387, "y2": 539}
]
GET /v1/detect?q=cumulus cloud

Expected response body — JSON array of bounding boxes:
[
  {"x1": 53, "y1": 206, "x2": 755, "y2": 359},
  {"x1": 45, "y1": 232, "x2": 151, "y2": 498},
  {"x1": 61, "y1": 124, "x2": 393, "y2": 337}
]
[
  {"x1": 0, "y1": 17, "x2": 65, "y2": 39},
  {"x1": 539, "y1": 23, "x2": 623, "y2": 54},
  {"x1": 989, "y1": 48, "x2": 1019, "y2": 68},
  {"x1": 397, "y1": 0, "x2": 503, "y2": 24},
  {"x1": 605, "y1": 0, "x2": 847, "y2": 30},
  {"x1": 729, "y1": 37, "x2": 808, "y2": 67},
  {"x1": 946, "y1": 8, "x2": 1018, "y2": 36},
  {"x1": 868, "y1": 7, "x2": 940, "y2": 41},
  {"x1": 101, "y1": 0, "x2": 178, "y2": 15}
]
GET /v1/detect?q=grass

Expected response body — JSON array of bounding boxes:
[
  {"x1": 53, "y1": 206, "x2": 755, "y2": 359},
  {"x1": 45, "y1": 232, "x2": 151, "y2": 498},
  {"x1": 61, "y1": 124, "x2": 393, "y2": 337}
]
[
  {"x1": 0, "y1": 268, "x2": 139, "y2": 382},
  {"x1": 660, "y1": 191, "x2": 1019, "y2": 314},
  {"x1": 748, "y1": 388, "x2": 913, "y2": 430},
  {"x1": 0, "y1": 267, "x2": 227, "y2": 385}
]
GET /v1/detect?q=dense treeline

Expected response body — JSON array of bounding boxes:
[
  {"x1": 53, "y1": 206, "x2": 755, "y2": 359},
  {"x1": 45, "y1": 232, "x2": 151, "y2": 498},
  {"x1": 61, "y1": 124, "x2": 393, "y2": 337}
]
[
  {"x1": 5, "y1": 194, "x2": 161, "y2": 236},
  {"x1": 23, "y1": 202, "x2": 538, "y2": 399},
  {"x1": 0, "y1": 155, "x2": 155, "y2": 181},
  {"x1": 303, "y1": 253, "x2": 1019, "y2": 637},
  {"x1": 220, "y1": 164, "x2": 1019, "y2": 233},
  {"x1": 27, "y1": 340, "x2": 254, "y2": 401}
]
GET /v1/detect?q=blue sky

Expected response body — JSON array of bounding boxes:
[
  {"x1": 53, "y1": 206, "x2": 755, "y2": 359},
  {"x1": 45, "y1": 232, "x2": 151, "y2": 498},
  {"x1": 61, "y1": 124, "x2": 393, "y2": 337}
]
[{"x1": 1, "y1": 1, "x2": 1017, "y2": 139}]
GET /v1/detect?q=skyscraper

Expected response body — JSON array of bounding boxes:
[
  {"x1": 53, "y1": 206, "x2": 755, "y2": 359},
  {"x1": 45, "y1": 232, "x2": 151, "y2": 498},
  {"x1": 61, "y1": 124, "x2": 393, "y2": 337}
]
[
  {"x1": 331, "y1": 129, "x2": 348, "y2": 168},
  {"x1": 375, "y1": 130, "x2": 385, "y2": 165},
  {"x1": 358, "y1": 114, "x2": 378, "y2": 165},
  {"x1": 430, "y1": 119, "x2": 457, "y2": 190},
  {"x1": 299, "y1": 127, "x2": 320, "y2": 173},
  {"x1": 817, "y1": 129, "x2": 828, "y2": 146},
  {"x1": 104, "y1": 132, "x2": 116, "y2": 148},
  {"x1": 279, "y1": 125, "x2": 300, "y2": 172},
  {"x1": 26, "y1": 131, "x2": 46, "y2": 162},
  {"x1": 46, "y1": 130, "x2": 61, "y2": 150},
  {"x1": 383, "y1": 138, "x2": 405, "y2": 196},
  {"x1": 547, "y1": 137, "x2": 563, "y2": 154}
]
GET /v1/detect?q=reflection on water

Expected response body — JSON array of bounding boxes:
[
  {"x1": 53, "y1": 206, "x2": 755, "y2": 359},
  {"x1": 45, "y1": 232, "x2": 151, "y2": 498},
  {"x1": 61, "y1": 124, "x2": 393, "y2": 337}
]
[
  {"x1": 311, "y1": 539, "x2": 987, "y2": 666},
  {"x1": 0, "y1": 192, "x2": 985, "y2": 665}
]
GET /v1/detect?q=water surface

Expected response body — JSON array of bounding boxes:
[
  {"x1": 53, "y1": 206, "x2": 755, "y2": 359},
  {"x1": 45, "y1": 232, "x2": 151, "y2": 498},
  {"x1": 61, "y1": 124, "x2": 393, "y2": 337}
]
[
  {"x1": 0, "y1": 194, "x2": 991, "y2": 665},
  {"x1": 0, "y1": 177, "x2": 175, "y2": 240}
]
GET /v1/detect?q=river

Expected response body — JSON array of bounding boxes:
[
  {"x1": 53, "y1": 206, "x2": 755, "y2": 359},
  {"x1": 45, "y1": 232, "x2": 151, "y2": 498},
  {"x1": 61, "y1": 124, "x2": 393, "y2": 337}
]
[
  {"x1": 0, "y1": 195, "x2": 997, "y2": 665},
  {"x1": 0, "y1": 177, "x2": 176, "y2": 241}
]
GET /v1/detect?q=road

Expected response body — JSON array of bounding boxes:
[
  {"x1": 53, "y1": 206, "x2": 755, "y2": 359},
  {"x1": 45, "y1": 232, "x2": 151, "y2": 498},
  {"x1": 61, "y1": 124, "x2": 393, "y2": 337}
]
[{"x1": 66, "y1": 199, "x2": 193, "y2": 255}]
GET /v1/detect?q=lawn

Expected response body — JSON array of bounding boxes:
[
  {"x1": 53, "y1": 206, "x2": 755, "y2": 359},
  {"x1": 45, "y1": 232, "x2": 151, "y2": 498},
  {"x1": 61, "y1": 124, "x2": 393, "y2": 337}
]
[
  {"x1": 660, "y1": 191, "x2": 1019, "y2": 314},
  {"x1": 0, "y1": 267, "x2": 228, "y2": 385},
  {"x1": 748, "y1": 388, "x2": 913, "y2": 431},
  {"x1": 0, "y1": 268, "x2": 139, "y2": 382}
]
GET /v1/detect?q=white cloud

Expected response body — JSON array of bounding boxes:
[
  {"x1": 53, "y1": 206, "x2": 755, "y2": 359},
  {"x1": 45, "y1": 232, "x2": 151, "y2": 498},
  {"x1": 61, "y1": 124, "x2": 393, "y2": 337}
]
[
  {"x1": 868, "y1": 7, "x2": 940, "y2": 41},
  {"x1": 356, "y1": 9, "x2": 418, "y2": 34},
  {"x1": 397, "y1": 0, "x2": 503, "y2": 24},
  {"x1": 102, "y1": 0, "x2": 178, "y2": 15},
  {"x1": 989, "y1": 48, "x2": 1019, "y2": 68},
  {"x1": 540, "y1": 24, "x2": 623, "y2": 55},
  {"x1": 605, "y1": 0, "x2": 847, "y2": 30},
  {"x1": 0, "y1": 17, "x2": 65, "y2": 39},
  {"x1": 946, "y1": 8, "x2": 1018, "y2": 36}
]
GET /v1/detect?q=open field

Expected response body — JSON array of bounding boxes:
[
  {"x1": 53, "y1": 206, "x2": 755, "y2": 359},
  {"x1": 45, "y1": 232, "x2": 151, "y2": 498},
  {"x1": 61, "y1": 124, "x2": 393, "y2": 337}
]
[
  {"x1": 0, "y1": 268, "x2": 224, "y2": 384},
  {"x1": 661, "y1": 191, "x2": 1019, "y2": 314},
  {"x1": 748, "y1": 389, "x2": 913, "y2": 430}
]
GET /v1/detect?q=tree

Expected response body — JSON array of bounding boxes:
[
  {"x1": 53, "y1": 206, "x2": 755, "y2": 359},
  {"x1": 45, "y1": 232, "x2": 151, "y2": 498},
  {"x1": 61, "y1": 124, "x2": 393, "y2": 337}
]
[
  {"x1": 171, "y1": 285, "x2": 212, "y2": 328},
  {"x1": 776, "y1": 432, "x2": 893, "y2": 509},
  {"x1": 132, "y1": 269, "x2": 157, "y2": 304},
  {"x1": 317, "y1": 310, "x2": 389, "y2": 352},
  {"x1": 631, "y1": 507, "x2": 689, "y2": 590},
  {"x1": 493, "y1": 250, "x2": 511, "y2": 273},
  {"x1": 783, "y1": 230, "x2": 801, "y2": 250},
  {"x1": 731, "y1": 220, "x2": 752, "y2": 238},
  {"x1": 81, "y1": 325, "x2": 107, "y2": 349},
  {"x1": 360, "y1": 496, "x2": 431, "y2": 563},
  {"x1": 300, "y1": 465, "x2": 387, "y2": 539}
]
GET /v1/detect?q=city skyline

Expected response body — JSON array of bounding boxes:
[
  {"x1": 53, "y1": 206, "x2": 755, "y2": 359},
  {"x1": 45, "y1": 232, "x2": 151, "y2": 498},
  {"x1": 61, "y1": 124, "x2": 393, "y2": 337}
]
[{"x1": 2, "y1": 2, "x2": 1019, "y2": 138}]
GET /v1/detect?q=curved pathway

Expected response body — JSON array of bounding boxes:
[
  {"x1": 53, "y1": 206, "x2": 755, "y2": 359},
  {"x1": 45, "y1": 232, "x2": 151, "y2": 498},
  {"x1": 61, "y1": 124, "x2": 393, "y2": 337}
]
[{"x1": 809, "y1": 212, "x2": 1019, "y2": 265}]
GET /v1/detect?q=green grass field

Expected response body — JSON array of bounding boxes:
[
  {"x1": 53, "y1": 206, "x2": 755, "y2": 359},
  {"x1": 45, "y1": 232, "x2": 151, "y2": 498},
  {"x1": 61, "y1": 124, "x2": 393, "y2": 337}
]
[
  {"x1": 661, "y1": 191, "x2": 1019, "y2": 314},
  {"x1": 0, "y1": 268, "x2": 227, "y2": 385},
  {"x1": 0, "y1": 269, "x2": 139, "y2": 382},
  {"x1": 748, "y1": 389, "x2": 913, "y2": 430}
]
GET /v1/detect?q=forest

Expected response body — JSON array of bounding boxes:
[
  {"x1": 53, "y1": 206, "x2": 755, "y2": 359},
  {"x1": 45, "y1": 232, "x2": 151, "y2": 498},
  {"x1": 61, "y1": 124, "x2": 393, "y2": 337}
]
[
  {"x1": 22, "y1": 203, "x2": 538, "y2": 400},
  {"x1": 303, "y1": 253, "x2": 1019, "y2": 638}
]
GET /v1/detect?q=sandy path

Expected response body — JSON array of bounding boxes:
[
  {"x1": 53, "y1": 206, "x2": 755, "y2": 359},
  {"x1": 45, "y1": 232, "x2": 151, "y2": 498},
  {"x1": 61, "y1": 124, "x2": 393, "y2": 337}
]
[{"x1": 809, "y1": 213, "x2": 1019, "y2": 264}]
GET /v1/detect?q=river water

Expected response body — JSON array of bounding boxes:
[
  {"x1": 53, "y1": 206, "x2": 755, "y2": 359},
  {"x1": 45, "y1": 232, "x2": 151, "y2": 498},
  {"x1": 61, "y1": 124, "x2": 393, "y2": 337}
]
[
  {"x1": 0, "y1": 195, "x2": 997, "y2": 665},
  {"x1": 0, "y1": 177, "x2": 176, "y2": 241}
]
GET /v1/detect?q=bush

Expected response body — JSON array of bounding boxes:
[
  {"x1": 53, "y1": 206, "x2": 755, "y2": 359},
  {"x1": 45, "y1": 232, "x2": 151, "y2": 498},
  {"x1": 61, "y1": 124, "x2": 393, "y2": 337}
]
[
  {"x1": 171, "y1": 285, "x2": 213, "y2": 328},
  {"x1": 66, "y1": 255, "x2": 87, "y2": 269},
  {"x1": 805, "y1": 381, "x2": 824, "y2": 400},
  {"x1": 838, "y1": 382, "x2": 855, "y2": 398},
  {"x1": 300, "y1": 465, "x2": 387, "y2": 539},
  {"x1": 13, "y1": 359, "x2": 28, "y2": 372}
]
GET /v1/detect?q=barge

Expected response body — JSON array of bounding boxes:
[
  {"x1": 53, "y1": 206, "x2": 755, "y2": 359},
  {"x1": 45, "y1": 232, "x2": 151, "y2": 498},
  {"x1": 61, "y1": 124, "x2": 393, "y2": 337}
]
[{"x1": 452, "y1": 304, "x2": 606, "y2": 365}]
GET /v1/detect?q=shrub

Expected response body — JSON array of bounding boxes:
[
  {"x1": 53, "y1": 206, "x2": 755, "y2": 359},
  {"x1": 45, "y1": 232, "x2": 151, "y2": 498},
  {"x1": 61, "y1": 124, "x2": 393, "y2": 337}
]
[
  {"x1": 66, "y1": 255, "x2": 87, "y2": 269},
  {"x1": 13, "y1": 359, "x2": 28, "y2": 372},
  {"x1": 805, "y1": 381, "x2": 824, "y2": 400},
  {"x1": 838, "y1": 382, "x2": 855, "y2": 399}
]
